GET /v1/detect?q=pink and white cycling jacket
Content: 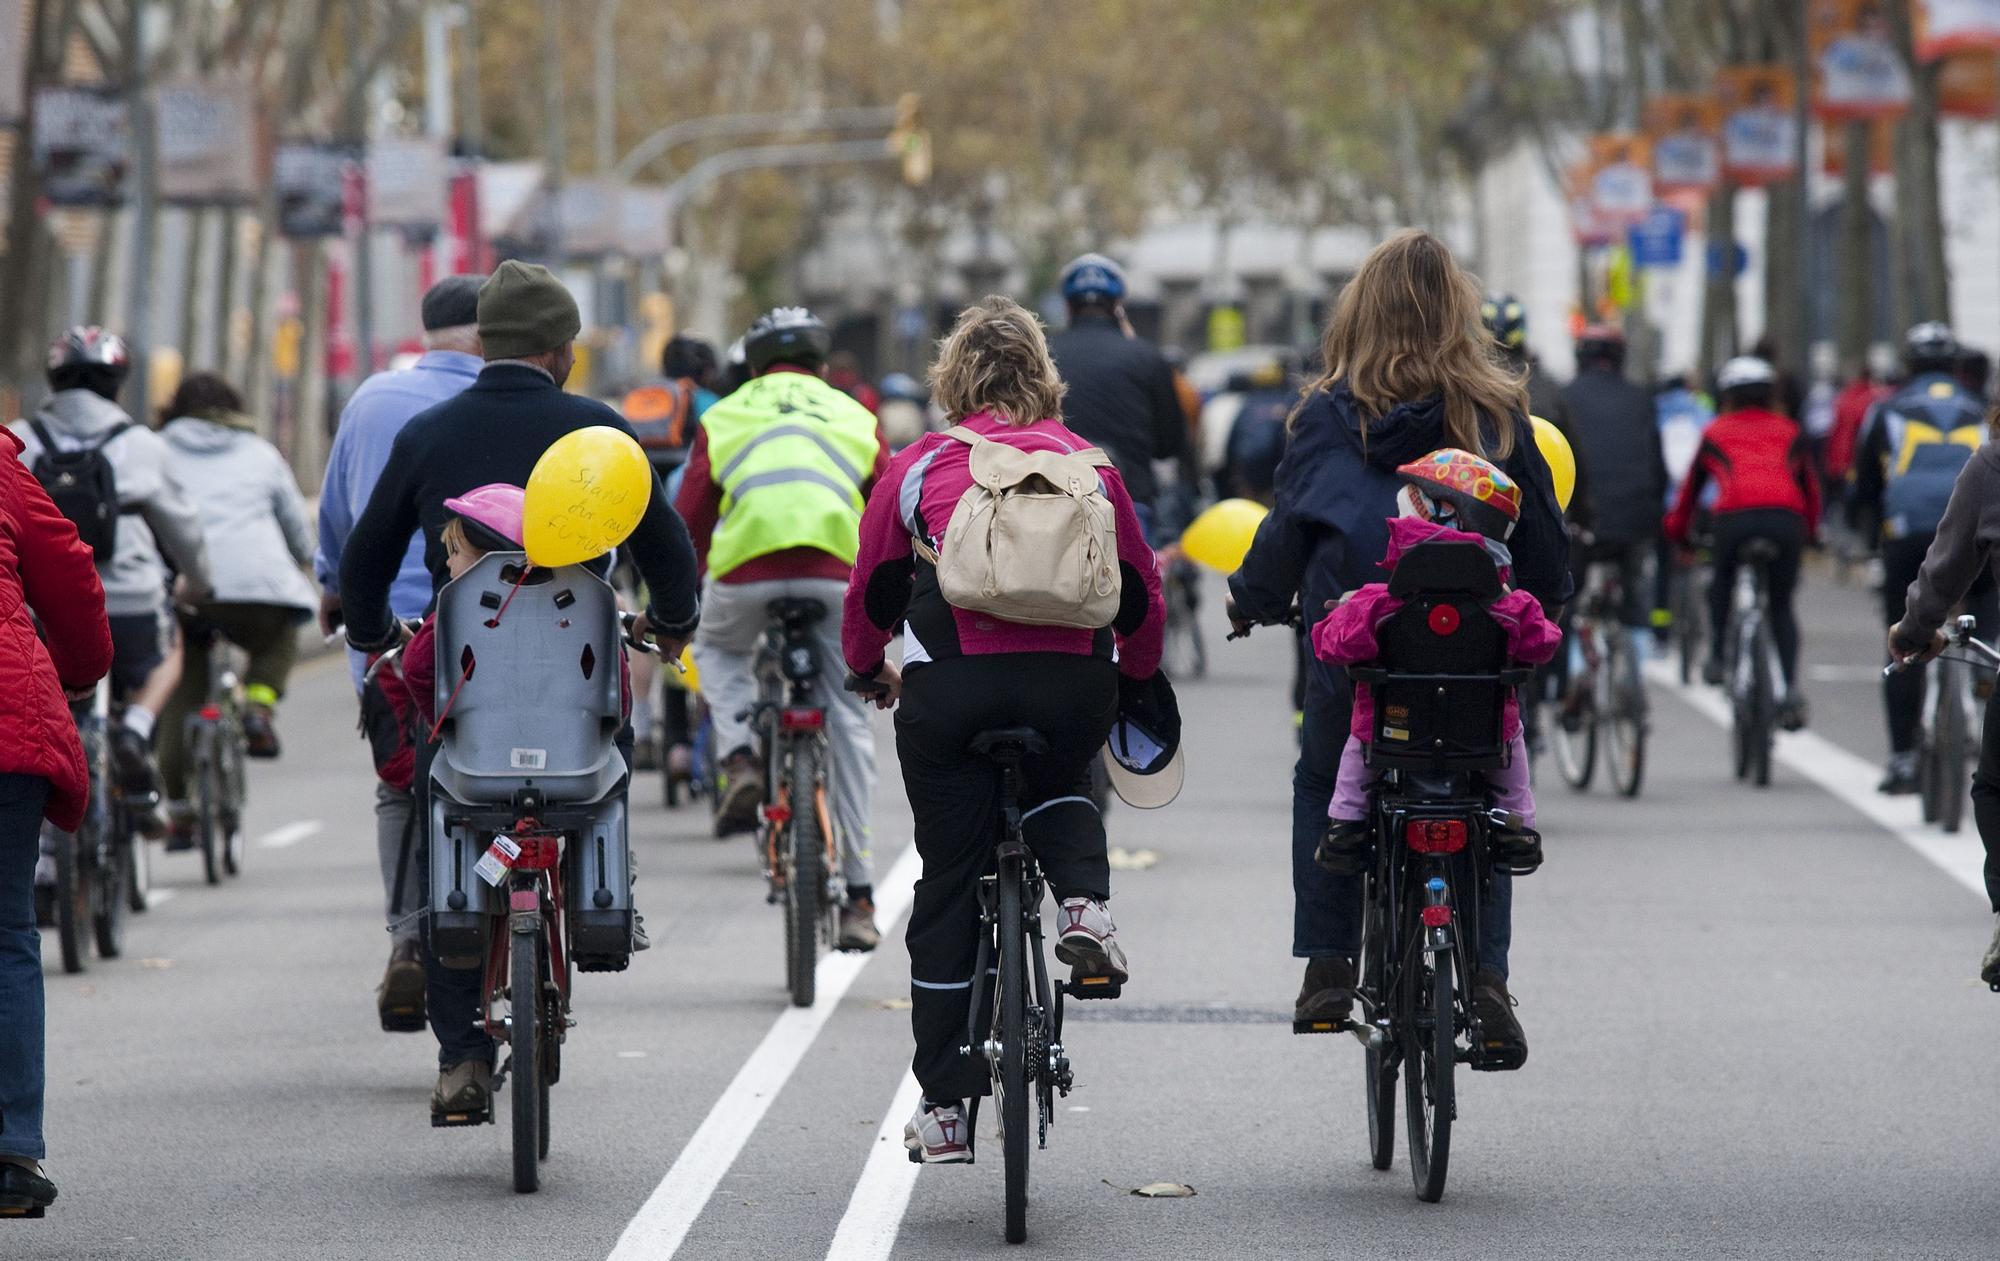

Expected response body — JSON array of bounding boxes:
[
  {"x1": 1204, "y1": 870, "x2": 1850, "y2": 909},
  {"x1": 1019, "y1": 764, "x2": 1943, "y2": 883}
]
[
  {"x1": 842, "y1": 411, "x2": 1166, "y2": 679},
  {"x1": 1311, "y1": 516, "x2": 1562, "y2": 743}
]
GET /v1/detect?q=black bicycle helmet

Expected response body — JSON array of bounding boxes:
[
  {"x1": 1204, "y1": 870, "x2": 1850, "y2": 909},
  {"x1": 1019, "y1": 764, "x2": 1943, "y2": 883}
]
[
  {"x1": 46, "y1": 325, "x2": 132, "y2": 398},
  {"x1": 1905, "y1": 320, "x2": 1959, "y2": 374},
  {"x1": 742, "y1": 307, "x2": 832, "y2": 375},
  {"x1": 1574, "y1": 324, "x2": 1627, "y2": 370},
  {"x1": 1481, "y1": 292, "x2": 1528, "y2": 352}
]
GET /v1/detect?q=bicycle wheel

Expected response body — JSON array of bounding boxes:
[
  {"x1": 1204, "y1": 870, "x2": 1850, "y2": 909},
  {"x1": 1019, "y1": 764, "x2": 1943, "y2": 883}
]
[
  {"x1": 221, "y1": 725, "x2": 247, "y2": 877},
  {"x1": 783, "y1": 742, "x2": 825, "y2": 1008},
  {"x1": 1549, "y1": 662, "x2": 1597, "y2": 791},
  {"x1": 511, "y1": 919, "x2": 542, "y2": 1194},
  {"x1": 1604, "y1": 639, "x2": 1647, "y2": 799},
  {"x1": 1360, "y1": 868, "x2": 1395, "y2": 1172},
  {"x1": 1939, "y1": 657, "x2": 1969, "y2": 834},
  {"x1": 1402, "y1": 933, "x2": 1454, "y2": 1203},
  {"x1": 91, "y1": 815, "x2": 127, "y2": 960},
  {"x1": 1676, "y1": 568, "x2": 1704, "y2": 687},
  {"x1": 125, "y1": 827, "x2": 150, "y2": 913},
  {"x1": 539, "y1": 932, "x2": 556, "y2": 1160},
  {"x1": 192, "y1": 727, "x2": 222, "y2": 886},
  {"x1": 997, "y1": 865, "x2": 1030, "y2": 1244},
  {"x1": 52, "y1": 828, "x2": 89, "y2": 974},
  {"x1": 1748, "y1": 627, "x2": 1775, "y2": 788}
]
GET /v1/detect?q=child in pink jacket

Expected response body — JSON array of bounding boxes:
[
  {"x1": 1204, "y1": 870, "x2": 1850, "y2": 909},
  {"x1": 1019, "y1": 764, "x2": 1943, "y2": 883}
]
[{"x1": 1311, "y1": 449, "x2": 1561, "y2": 867}]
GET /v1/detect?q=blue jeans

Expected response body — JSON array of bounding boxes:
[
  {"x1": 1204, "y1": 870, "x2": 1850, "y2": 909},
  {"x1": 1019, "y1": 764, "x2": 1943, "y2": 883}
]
[
  {"x1": 0, "y1": 774, "x2": 54, "y2": 1160},
  {"x1": 1293, "y1": 658, "x2": 1512, "y2": 977}
]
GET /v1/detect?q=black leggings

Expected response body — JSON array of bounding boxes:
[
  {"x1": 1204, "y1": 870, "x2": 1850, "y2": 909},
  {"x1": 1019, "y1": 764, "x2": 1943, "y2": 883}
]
[
  {"x1": 1881, "y1": 534, "x2": 1998, "y2": 755},
  {"x1": 895, "y1": 652, "x2": 1119, "y2": 1101},
  {"x1": 1709, "y1": 509, "x2": 1805, "y2": 689}
]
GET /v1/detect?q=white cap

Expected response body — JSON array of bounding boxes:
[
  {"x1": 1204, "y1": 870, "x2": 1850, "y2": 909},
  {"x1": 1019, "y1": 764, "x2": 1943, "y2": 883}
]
[{"x1": 1716, "y1": 355, "x2": 1776, "y2": 393}]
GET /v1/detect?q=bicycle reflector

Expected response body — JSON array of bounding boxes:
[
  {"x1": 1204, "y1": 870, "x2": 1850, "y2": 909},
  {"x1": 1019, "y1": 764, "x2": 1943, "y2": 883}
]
[
  {"x1": 1427, "y1": 604, "x2": 1461, "y2": 636},
  {"x1": 779, "y1": 707, "x2": 825, "y2": 731},
  {"x1": 1406, "y1": 819, "x2": 1468, "y2": 854}
]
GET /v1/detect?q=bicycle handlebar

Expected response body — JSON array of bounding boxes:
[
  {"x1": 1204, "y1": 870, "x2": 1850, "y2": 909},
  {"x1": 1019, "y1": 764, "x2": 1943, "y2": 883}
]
[
  {"x1": 1227, "y1": 605, "x2": 1302, "y2": 642},
  {"x1": 843, "y1": 672, "x2": 891, "y2": 700},
  {"x1": 1884, "y1": 613, "x2": 1998, "y2": 676}
]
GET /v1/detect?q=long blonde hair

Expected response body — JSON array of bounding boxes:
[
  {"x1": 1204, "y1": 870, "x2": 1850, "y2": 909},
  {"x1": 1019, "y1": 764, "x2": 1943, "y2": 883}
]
[
  {"x1": 1299, "y1": 229, "x2": 1524, "y2": 458},
  {"x1": 930, "y1": 296, "x2": 1067, "y2": 426}
]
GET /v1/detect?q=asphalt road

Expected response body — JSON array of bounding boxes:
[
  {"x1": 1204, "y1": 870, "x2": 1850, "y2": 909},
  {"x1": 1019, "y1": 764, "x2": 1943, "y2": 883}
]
[{"x1": 25, "y1": 563, "x2": 2000, "y2": 1260}]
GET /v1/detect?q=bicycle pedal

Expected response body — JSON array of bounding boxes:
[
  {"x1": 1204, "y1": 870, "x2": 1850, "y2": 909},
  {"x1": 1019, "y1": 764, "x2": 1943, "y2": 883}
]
[
  {"x1": 0, "y1": 1204, "x2": 46, "y2": 1219},
  {"x1": 379, "y1": 1006, "x2": 426, "y2": 1034},
  {"x1": 575, "y1": 953, "x2": 630, "y2": 974},
  {"x1": 430, "y1": 1104, "x2": 491, "y2": 1128},
  {"x1": 1061, "y1": 975, "x2": 1122, "y2": 1000},
  {"x1": 1292, "y1": 1018, "x2": 1354, "y2": 1036}
]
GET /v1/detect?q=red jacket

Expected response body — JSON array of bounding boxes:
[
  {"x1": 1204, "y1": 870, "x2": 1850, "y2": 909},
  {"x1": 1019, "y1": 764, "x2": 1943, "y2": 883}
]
[
  {"x1": 1825, "y1": 379, "x2": 1891, "y2": 483},
  {"x1": 1667, "y1": 407, "x2": 1822, "y2": 545},
  {"x1": 0, "y1": 428, "x2": 114, "y2": 829}
]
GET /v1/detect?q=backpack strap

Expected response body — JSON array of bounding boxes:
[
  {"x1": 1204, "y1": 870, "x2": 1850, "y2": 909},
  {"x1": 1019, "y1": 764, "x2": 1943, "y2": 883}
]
[
  {"x1": 29, "y1": 418, "x2": 133, "y2": 454},
  {"x1": 943, "y1": 423, "x2": 1115, "y2": 468}
]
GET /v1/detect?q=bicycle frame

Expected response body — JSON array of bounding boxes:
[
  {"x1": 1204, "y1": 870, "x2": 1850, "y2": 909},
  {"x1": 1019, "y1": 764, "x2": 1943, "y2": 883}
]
[
  {"x1": 479, "y1": 821, "x2": 572, "y2": 1046},
  {"x1": 749, "y1": 617, "x2": 842, "y2": 909},
  {"x1": 1358, "y1": 782, "x2": 1489, "y2": 1054}
]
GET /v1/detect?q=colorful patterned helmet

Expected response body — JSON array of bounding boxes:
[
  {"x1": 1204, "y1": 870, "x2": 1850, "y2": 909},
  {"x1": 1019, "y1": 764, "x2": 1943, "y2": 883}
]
[
  {"x1": 1395, "y1": 448, "x2": 1522, "y2": 541},
  {"x1": 1480, "y1": 292, "x2": 1528, "y2": 351}
]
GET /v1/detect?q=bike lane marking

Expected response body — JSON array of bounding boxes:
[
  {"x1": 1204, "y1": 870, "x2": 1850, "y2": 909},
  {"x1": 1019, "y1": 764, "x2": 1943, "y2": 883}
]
[
  {"x1": 1646, "y1": 660, "x2": 1985, "y2": 898},
  {"x1": 256, "y1": 819, "x2": 324, "y2": 849},
  {"x1": 605, "y1": 840, "x2": 922, "y2": 1261},
  {"x1": 824, "y1": 1070, "x2": 925, "y2": 1261}
]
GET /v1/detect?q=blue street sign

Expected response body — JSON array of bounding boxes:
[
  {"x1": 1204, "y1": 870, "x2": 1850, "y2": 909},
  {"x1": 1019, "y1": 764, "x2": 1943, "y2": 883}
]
[
  {"x1": 1628, "y1": 207, "x2": 1686, "y2": 268},
  {"x1": 1706, "y1": 239, "x2": 1750, "y2": 279}
]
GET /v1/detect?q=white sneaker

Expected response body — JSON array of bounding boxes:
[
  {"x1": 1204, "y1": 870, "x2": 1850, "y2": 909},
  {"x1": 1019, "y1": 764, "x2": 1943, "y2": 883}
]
[
  {"x1": 1053, "y1": 897, "x2": 1129, "y2": 985},
  {"x1": 904, "y1": 1100, "x2": 972, "y2": 1163}
]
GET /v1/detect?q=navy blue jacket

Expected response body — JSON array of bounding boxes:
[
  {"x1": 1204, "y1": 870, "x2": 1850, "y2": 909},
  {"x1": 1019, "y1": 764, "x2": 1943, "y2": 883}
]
[{"x1": 1227, "y1": 384, "x2": 1572, "y2": 624}]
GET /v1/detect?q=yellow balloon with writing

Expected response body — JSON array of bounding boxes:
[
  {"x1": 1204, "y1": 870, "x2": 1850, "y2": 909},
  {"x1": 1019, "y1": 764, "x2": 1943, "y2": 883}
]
[
  {"x1": 1529, "y1": 415, "x2": 1576, "y2": 513},
  {"x1": 1179, "y1": 497, "x2": 1270, "y2": 575},
  {"x1": 522, "y1": 426, "x2": 653, "y2": 567}
]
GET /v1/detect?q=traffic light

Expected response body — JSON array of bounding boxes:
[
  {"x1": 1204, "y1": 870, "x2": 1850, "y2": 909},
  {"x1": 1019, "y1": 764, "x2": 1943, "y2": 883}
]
[{"x1": 887, "y1": 92, "x2": 931, "y2": 186}]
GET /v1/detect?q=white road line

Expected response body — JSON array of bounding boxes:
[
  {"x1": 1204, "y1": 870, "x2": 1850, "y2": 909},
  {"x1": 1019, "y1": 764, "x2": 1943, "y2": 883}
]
[
  {"x1": 256, "y1": 820, "x2": 324, "y2": 850},
  {"x1": 605, "y1": 842, "x2": 922, "y2": 1261},
  {"x1": 825, "y1": 1071, "x2": 925, "y2": 1261},
  {"x1": 143, "y1": 889, "x2": 176, "y2": 909},
  {"x1": 1646, "y1": 660, "x2": 1985, "y2": 899}
]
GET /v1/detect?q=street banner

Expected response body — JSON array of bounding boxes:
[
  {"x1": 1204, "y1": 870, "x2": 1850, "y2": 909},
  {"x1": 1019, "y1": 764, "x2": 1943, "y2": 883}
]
[
  {"x1": 367, "y1": 137, "x2": 447, "y2": 229},
  {"x1": 1718, "y1": 66, "x2": 1800, "y2": 186},
  {"x1": 619, "y1": 185, "x2": 671, "y2": 257},
  {"x1": 1938, "y1": 51, "x2": 1999, "y2": 116},
  {"x1": 1811, "y1": 0, "x2": 1912, "y2": 119},
  {"x1": 1917, "y1": 0, "x2": 2000, "y2": 59},
  {"x1": 1628, "y1": 206, "x2": 1686, "y2": 269},
  {"x1": 1587, "y1": 134, "x2": 1653, "y2": 227},
  {"x1": 0, "y1": 0, "x2": 25, "y2": 128},
  {"x1": 156, "y1": 78, "x2": 259, "y2": 204},
  {"x1": 1644, "y1": 96, "x2": 1723, "y2": 195},
  {"x1": 31, "y1": 86, "x2": 130, "y2": 207},
  {"x1": 556, "y1": 178, "x2": 622, "y2": 257},
  {"x1": 1566, "y1": 162, "x2": 1613, "y2": 247},
  {"x1": 274, "y1": 141, "x2": 355, "y2": 238}
]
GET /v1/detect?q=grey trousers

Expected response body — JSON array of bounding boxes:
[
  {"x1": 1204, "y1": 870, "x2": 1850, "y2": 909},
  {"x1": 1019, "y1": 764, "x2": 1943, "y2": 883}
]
[
  {"x1": 692, "y1": 575, "x2": 876, "y2": 887},
  {"x1": 377, "y1": 781, "x2": 420, "y2": 947}
]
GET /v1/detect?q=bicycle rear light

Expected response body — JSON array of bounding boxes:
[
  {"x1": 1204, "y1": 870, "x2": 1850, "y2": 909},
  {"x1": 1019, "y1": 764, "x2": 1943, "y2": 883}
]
[
  {"x1": 1405, "y1": 819, "x2": 1468, "y2": 854},
  {"x1": 780, "y1": 707, "x2": 825, "y2": 731},
  {"x1": 1421, "y1": 904, "x2": 1453, "y2": 927},
  {"x1": 1427, "y1": 604, "x2": 1461, "y2": 636}
]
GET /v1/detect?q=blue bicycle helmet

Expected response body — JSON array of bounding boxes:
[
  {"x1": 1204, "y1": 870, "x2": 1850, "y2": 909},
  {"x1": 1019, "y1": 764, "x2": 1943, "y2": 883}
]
[{"x1": 1059, "y1": 253, "x2": 1127, "y2": 304}]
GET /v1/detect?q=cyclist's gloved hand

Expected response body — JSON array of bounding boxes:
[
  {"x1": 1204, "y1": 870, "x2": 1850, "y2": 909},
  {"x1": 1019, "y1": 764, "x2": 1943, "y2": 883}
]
[
  {"x1": 1888, "y1": 619, "x2": 1944, "y2": 665},
  {"x1": 1117, "y1": 670, "x2": 1181, "y2": 750}
]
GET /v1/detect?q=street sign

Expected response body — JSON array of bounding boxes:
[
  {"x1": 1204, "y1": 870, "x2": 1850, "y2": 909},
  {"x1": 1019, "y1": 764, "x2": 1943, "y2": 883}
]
[
  {"x1": 368, "y1": 137, "x2": 447, "y2": 230},
  {"x1": 274, "y1": 142, "x2": 355, "y2": 238},
  {"x1": 156, "y1": 78, "x2": 259, "y2": 205},
  {"x1": 1707, "y1": 240, "x2": 1750, "y2": 279},
  {"x1": 32, "y1": 86, "x2": 130, "y2": 207},
  {"x1": 1628, "y1": 207, "x2": 1686, "y2": 268}
]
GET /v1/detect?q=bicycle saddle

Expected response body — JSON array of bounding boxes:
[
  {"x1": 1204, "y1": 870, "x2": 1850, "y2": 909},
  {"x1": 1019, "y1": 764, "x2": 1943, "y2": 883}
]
[
  {"x1": 767, "y1": 597, "x2": 829, "y2": 627},
  {"x1": 1740, "y1": 538, "x2": 1783, "y2": 565},
  {"x1": 970, "y1": 726, "x2": 1050, "y2": 762}
]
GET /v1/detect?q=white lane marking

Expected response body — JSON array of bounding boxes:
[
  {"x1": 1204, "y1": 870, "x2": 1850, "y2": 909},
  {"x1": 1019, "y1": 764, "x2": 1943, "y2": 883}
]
[
  {"x1": 1646, "y1": 660, "x2": 1986, "y2": 899},
  {"x1": 1804, "y1": 663, "x2": 1889, "y2": 684},
  {"x1": 144, "y1": 889, "x2": 176, "y2": 908},
  {"x1": 606, "y1": 841, "x2": 922, "y2": 1261},
  {"x1": 256, "y1": 820, "x2": 324, "y2": 850},
  {"x1": 824, "y1": 1071, "x2": 925, "y2": 1261}
]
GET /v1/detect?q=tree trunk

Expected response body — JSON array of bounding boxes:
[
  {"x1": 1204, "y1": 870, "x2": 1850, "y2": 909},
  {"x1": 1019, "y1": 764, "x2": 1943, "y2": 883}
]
[
  {"x1": 1835, "y1": 121, "x2": 1872, "y2": 377},
  {"x1": 1700, "y1": 184, "x2": 1739, "y2": 381},
  {"x1": 213, "y1": 206, "x2": 240, "y2": 377},
  {"x1": 176, "y1": 207, "x2": 209, "y2": 365},
  {"x1": 1764, "y1": 178, "x2": 1803, "y2": 374}
]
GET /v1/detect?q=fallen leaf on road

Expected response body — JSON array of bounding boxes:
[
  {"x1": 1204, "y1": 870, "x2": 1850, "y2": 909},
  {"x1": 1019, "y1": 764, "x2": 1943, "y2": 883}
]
[
  {"x1": 874, "y1": 997, "x2": 913, "y2": 1011},
  {"x1": 1132, "y1": 1182, "x2": 1196, "y2": 1198},
  {"x1": 138, "y1": 958, "x2": 175, "y2": 969},
  {"x1": 1107, "y1": 847, "x2": 1159, "y2": 871}
]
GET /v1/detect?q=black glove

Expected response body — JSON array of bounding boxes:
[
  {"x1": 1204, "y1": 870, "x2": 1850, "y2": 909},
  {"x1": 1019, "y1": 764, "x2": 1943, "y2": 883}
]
[{"x1": 1117, "y1": 670, "x2": 1182, "y2": 750}]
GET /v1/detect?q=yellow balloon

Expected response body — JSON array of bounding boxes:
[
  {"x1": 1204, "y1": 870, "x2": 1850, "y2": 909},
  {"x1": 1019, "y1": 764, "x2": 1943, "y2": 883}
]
[
  {"x1": 522, "y1": 426, "x2": 653, "y2": 567},
  {"x1": 1529, "y1": 415, "x2": 1576, "y2": 513},
  {"x1": 1180, "y1": 497, "x2": 1270, "y2": 575}
]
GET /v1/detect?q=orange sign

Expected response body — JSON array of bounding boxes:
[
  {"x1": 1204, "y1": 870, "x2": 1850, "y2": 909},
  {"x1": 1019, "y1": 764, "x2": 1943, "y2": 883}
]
[
  {"x1": 1821, "y1": 117, "x2": 1896, "y2": 176},
  {"x1": 1939, "y1": 51, "x2": 1999, "y2": 117},
  {"x1": 1645, "y1": 95, "x2": 1723, "y2": 194},
  {"x1": 1917, "y1": 0, "x2": 2000, "y2": 61},
  {"x1": 1718, "y1": 66, "x2": 1801, "y2": 186},
  {"x1": 1811, "y1": 0, "x2": 1913, "y2": 120}
]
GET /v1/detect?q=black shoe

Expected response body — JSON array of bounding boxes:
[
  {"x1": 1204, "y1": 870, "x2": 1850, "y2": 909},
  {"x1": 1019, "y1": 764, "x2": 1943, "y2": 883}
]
[
  {"x1": 1489, "y1": 825, "x2": 1544, "y2": 875},
  {"x1": 1471, "y1": 969, "x2": 1527, "y2": 1070},
  {"x1": 1879, "y1": 753, "x2": 1919, "y2": 796},
  {"x1": 1700, "y1": 657, "x2": 1725, "y2": 687},
  {"x1": 0, "y1": 1160, "x2": 56, "y2": 1218},
  {"x1": 1295, "y1": 956, "x2": 1356, "y2": 1025},
  {"x1": 1776, "y1": 693, "x2": 1808, "y2": 733},
  {"x1": 1313, "y1": 820, "x2": 1372, "y2": 875},
  {"x1": 377, "y1": 940, "x2": 427, "y2": 1033},
  {"x1": 241, "y1": 705, "x2": 281, "y2": 759},
  {"x1": 110, "y1": 725, "x2": 161, "y2": 800}
]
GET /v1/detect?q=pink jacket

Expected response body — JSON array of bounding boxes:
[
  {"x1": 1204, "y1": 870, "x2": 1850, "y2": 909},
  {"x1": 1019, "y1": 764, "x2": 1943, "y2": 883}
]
[
  {"x1": 1310, "y1": 517, "x2": 1562, "y2": 742},
  {"x1": 842, "y1": 412, "x2": 1165, "y2": 679}
]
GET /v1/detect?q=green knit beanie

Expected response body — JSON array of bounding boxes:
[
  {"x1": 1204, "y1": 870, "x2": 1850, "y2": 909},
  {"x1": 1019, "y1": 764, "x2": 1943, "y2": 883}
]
[{"x1": 477, "y1": 260, "x2": 582, "y2": 360}]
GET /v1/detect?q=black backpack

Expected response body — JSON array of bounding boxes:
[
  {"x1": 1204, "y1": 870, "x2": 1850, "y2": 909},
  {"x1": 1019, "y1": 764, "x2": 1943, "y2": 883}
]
[{"x1": 28, "y1": 418, "x2": 133, "y2": 557}]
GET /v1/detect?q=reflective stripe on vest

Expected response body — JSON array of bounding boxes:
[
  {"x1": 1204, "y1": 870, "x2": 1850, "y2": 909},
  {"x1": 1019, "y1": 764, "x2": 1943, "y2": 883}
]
[{"x1": 701, "y1": 375, "x2": 880, "y2": 577}]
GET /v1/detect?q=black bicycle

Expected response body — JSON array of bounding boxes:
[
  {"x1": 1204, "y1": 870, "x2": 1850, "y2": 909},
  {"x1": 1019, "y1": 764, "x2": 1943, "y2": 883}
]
[
  {"x1": 1888, "y1": 613, "x2": 1996, "y2": 833},
  {"x1": 39, "y1": 677, "x2": 137, "y2": 973},
  {"x1": 1724, "y1": 539, "x2": 1783, "y2": 788},
  {"x1": 180, "y1": 617, "x2": 248, "y2": 884},
  {"x1": 946, "y1": 727, "x2": 1119, "y2": 1244},
  {"x1": 1548, "y1": 555, "x2": 1646, "y2": 798}
]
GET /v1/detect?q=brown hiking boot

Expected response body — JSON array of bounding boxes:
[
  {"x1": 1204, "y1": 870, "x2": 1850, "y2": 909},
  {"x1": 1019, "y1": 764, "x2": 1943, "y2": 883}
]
[{"x1": 714, "y1": 751, "x2": 764, "y2": 837}]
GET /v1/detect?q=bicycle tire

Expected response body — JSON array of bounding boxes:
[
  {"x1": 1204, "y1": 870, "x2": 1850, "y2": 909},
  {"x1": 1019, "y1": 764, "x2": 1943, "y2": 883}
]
[
  {"x1": 221, "y1": 724, "x2": 246, "y2": 877},
  {"x1": 92, "y1": 812, "x2": 127, "y2": 960},
  {"x1": 1605, "y1": 639, "x2": 1647, "y2": 799},
  {"x1": 1403, "y1": 931, "x2": 1453, "y2": 1203},
  {"x1": 1750, "y1": 627, "x2": 1775, "y2": 788},
  {"x1": 193, "y1": 727, "x2": 222, "y2": 886},
  {"x1": 1549, "y1": 664, "x2": 1597, "y2": 792},
  {"x1": 125, "y1": 829, "x2": 150, "y2": 913},
  {"x1": 1361, "y1": 868, "x2": 1395, "y2": 1172},
  {"x1": 1940, "y1": 657, "x2": 1969, "y2": 833},
  {"x1": 52, "y1": 827, "x2": 88, "y2": 974},
  {"x1": 511, "y1": 919, "x2": 542, "y2": 1194},
  {"x1": 539, "y1": 932, "x2": 555, "y2": 1160},
  {"x1": 998, "y1": 864, "x2": 1030, "y2": 1244},
  {"x1": 784, "y1": 741, "x2": 825, "y2": 1008}
]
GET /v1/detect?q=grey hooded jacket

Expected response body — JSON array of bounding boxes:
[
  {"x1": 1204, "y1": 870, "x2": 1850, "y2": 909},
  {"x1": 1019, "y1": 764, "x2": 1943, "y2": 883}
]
[
  {"x1": 160, "y1": 412, "x2": 318, "y2": 613},
  {"x1": 11, "y1": 389, "x2": 210, "y2": 616}
]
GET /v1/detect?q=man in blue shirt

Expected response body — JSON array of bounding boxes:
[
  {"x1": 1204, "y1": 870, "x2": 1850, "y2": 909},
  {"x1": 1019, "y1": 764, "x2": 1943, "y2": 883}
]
[{"x1": 314, "y1": 274, "x2": 484, "y2": 1035}]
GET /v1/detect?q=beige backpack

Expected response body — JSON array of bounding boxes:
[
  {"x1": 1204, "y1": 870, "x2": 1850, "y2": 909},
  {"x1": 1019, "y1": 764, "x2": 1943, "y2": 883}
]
[{"x1": 913, "y1": 426, "x2": 1122, "y2": 629}]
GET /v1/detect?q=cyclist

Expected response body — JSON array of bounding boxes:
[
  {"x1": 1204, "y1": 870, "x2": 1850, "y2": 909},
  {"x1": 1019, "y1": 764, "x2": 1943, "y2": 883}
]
[
  {"x1": 1887, "y1": 429, "x2": 2000, "y2": 983},
  {"x1": 1046, "y1": 252, "x2": 1192, "y2": 527},
  {"x1": 1482, "y1": 292, "x2": 1568, "y2": 431},
  {"x1": 841, "y1": 296, "x2": 1166, "y2": 1162},
  {"x1": 339, "y1": 261, "x2": 700, "y2": 1120},
  {"x1": 1226, "y1": 229, "x2": 1569, "y2": 1062},
  {"x1": 674, "y1": 307, "x2": 888, "y2": 950},
  {"x1": 1666, "y1": 357, "x2": 1820, "y2": 730},
  {"x1": 153, "y1": 374, "x2": 316, "y2": 837},
  {"x1": 0, "y1": 423, "x2": 114, "y2": 1221},
  {"x1": 316, "y1": 274, "x2": 483, "y2": 1033},
  {"x1": 1560, "y1": 325, "x2": 1667, "y2": 648},
  {"x1": 11, "y1": 327, "x2": 209, "y2": 828},
  {"x1": 1852, "y1": 322, "x2": 1992, "y2": 794},
  {"x1": 1652, "y1": 372, "x2": 1715, "y2": 637}
]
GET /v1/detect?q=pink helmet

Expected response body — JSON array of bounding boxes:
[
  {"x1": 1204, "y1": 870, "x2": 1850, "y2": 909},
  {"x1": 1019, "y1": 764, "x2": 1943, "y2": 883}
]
[{"x1": 442, "y1": 483, "x2": 526, "y2": 549}]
